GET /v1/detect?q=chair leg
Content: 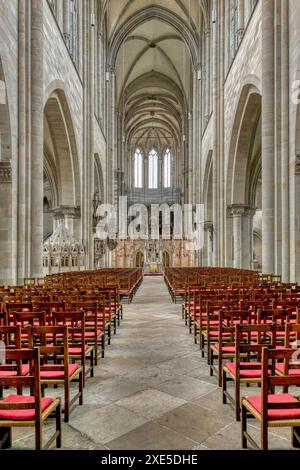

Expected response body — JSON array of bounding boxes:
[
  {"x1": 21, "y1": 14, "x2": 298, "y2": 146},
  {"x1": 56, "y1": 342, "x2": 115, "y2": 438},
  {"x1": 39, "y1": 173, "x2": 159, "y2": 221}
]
[
  {"x1": 218, "y1": 356, "x2": 222, "y2": 387},
  {"x1": 108, "y1": 324, "x2": 111, "y2": 345},
  {"x1": 94, "y1": 339, "x2": 98, "y2": 366},
  {"x1": 90, "y1": 350, "x2": 94, "y2": 378},
  {"x1": 79, "y1": 370, "x2": 84, "y2": 405},
  {"x1": 292, "y1": 427, "x2": 300, "y2": 448},
  {"x1": 56, "y1": 401, "x2": 62, "y2": 449},
  {"x1": 0, "y1": 427, "x2": 12, "y2": 449},
  {"x1": 235, "y1": 380, "x2": 241, "y2": 422},
  {"x1": 241, "y1": 404, "x2": 248, "y2": 449},
  {"x1": 35, "y1": 420, "x2": 42, "y2": 451},
  {"x1": 102, "y1": 335, "x2": 105, "y2": 358},
  {"x1": 261, "y1": 422, "x2": 268, "y2": 450},
  {"x1": 222, "y1": 369, "x2": 227, "y2": 404},
  {"x1": 64, "y1": 382, "x2": 70, "y2": 423}
]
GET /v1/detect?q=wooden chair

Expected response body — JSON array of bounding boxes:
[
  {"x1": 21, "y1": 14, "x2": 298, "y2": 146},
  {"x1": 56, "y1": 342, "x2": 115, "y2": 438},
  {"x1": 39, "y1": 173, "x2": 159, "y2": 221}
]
[
  {"x1": 222, "y1": 323, "x2": 276, "y2": 421},
  {"x1": 29, "y1": 325, "x2": 83, "y2": 423},
  {"x1": 241, "y1": 348, "x2": 300, "y2": 450},
  {"x1": 209, "y1": 310, "x2": 250, "y2": 386},
  {"x1": 0, "y1": 348, "x2": 61, "y2": 450},
  {"x1": 53, "y1": 311, "x2": 95, "y2": 386}
]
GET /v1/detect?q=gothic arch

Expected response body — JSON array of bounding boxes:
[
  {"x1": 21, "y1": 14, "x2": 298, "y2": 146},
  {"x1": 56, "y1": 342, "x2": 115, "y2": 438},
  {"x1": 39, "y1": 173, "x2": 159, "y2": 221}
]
[
  {"x1": 44, "y1": 88, "x2": 80, "y2": 207},
  {"x1": 226, "y1": 83, "x2": 261, "y2": 206},
  {"x1": 0, "y1": 57, "x2": 12, "y2": 162}
]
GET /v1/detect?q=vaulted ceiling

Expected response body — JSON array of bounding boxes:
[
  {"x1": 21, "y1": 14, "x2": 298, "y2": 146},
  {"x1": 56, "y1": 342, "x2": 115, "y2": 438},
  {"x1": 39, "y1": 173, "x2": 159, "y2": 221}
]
[{"x1": 105, "y1": 0, "x2": 206, "y2": 152}]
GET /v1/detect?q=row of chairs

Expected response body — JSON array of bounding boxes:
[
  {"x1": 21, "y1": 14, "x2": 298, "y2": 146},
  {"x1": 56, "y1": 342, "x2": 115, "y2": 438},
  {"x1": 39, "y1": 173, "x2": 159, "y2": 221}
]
[
  {"x1": 168, "y1": 268, "x2": 300, "y2": 450},
  {"x1": 0, "y1": 270, "x2": 143, "y2": 450}
]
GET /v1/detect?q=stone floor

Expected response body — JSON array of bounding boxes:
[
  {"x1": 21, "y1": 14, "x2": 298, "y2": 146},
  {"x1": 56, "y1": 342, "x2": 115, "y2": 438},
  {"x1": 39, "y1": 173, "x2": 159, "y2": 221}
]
[{"x1": 10, "y1": 277, "x2": 296, "y2": 450}]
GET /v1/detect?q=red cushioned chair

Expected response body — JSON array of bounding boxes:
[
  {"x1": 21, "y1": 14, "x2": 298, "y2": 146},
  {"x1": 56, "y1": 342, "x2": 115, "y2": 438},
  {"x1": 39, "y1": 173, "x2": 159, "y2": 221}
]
[
  {"x1": 0, "y1": 348, "x2": 61, "y2": 450},
  {"x1": 53, "y1": 311, "x2": 95, "y2": 386},
  {"x1": 223, "y1": 323, "x2": 276, "y2": 421},
  {"x1": 0, "y1": 325, "x2": 25, "y2": 398},
  {"x1": 209, "y1": 310, "x2": 250, "y2": 386},
  {"x1": 241, "y1": 348, "x2": 300, "y2": 450},
  {"x1": 29, "y1": 325, "x2": 83, "y2": 423},
  {"x1": 67, "y1": 302, "x2": 105, "y2": 363}
]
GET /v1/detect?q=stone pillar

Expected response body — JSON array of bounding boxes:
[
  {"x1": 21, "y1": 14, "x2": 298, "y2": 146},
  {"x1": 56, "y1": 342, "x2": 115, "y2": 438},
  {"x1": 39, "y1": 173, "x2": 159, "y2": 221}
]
[
  {"x1": 228, "y1": 205, "x2": 256, "y2": 270},
  {"x1": 243, "y1": 207, "x2": 256, "y2": 270},
  {"x1": 204, "y1": 222, "x2": 213, "y2": 267},
  {"x1": 16, "y1": 0, "x2": 29, "y2": 284},
  {"x1": 204, "y1": 29, "x2": 211, "y2": 122},
  {"x1": 261, "y1": 0, "x2": 275, "y2": 274},
  {"x1": 30, "y1": 0, "x2": 44, "y2": 278},
  {"x1": 230, "y1": 206, "x2": 243, "y2": 269},
  {"x1": 212, "y1": 0, "x2": 220, "y2": 266},
  {"x1": 281, "y1": 0, "x2": 290, "y2": 281}
]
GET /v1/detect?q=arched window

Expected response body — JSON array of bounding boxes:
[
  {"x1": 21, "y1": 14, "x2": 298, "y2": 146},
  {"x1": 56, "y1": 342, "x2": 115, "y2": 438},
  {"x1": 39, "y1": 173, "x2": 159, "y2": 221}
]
[
  {"x1": 163, "y1": 148, "x2": 171, "y2": 188},
  {"x1": 134, "y1": 148, "x2": 143, "y2": 188},
  {"x1": 148, "y1": 149, "x2": 158, "y2": 189}
]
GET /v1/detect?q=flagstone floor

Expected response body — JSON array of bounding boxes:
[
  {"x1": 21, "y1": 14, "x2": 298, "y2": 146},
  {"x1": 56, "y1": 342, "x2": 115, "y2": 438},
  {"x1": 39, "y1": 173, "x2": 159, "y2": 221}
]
[{"x1": 11, "y1": 277, "x2": 294, "y2": 450}]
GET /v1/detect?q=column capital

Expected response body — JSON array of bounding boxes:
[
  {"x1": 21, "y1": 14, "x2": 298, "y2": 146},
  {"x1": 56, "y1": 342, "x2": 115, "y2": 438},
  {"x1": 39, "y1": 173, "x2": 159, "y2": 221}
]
[
  {"x1": 53, "y1": 205, "x2": 81, "y2": 220},
  {"x1": 295, "y1": 155, "x2": 300, "y2": 175},
  {"x1": 227, "y1": 204, "x2": 256, "y2": 217},
  {"x1": 204, "y1": 221, "x2": 213, "y2": 232},
  {"x1": 0, "y1": 161, "x2": 12, "y2": 183}
]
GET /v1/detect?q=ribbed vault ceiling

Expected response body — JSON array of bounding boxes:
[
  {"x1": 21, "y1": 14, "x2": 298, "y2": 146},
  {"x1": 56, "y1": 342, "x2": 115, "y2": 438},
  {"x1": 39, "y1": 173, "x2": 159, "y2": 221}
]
[{"x1": 106, "y1": 0, "x2": 205, "y2": 152}]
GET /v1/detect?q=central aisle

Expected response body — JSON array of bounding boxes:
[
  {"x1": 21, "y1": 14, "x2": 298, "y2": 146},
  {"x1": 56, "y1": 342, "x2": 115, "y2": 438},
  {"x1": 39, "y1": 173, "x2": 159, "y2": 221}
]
[{"x1": 68, "y1": 276, "x2": 236, "y2": 449}]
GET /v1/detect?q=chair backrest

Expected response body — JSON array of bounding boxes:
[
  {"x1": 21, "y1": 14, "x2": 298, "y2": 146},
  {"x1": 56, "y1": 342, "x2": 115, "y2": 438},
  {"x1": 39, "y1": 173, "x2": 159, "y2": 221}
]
[
  {"x1": 0, "y1": 325, "x2": 22, "y2": 349},
  {"x1": 235, "y1": 323, "x2": 276, "y2": 363},
  {"x1": 53, "y1": 310, "x2": 86, "y2": 346},
  {"x1": 12, "y1": 311, "x2": 46, "y2": 327},
  {"x1": 0, "y1": 348, "x2": 41, "y2": 417},
  {"x1": 284, "y1": 323, "x2": 300, "y2": 349},
  {"x1": 29, "y1": 325, "x2": 69, "y2": 366}
]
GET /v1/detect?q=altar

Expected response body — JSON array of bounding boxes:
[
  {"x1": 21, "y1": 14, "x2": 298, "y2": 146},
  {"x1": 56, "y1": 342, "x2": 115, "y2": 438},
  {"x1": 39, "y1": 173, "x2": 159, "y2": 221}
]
[
  {"x1": 147, "y1": 262, "x2": 162, "y2": 273},
  {"x1": 145, "y1": 240, "x2": 163, "y2": 273}
]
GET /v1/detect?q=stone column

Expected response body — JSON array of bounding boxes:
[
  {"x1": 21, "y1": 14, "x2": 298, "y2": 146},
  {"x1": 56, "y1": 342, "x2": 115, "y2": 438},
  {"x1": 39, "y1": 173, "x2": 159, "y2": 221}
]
[
  {"x1": 212, "y1": 0, "x2": 220, "y2": 266},
  {"x1": 231, "y1": 206, "x2": 243, "y2": 269},
  {"x1": 281, "y1": 0, "x2": 290, "y2": 281},
  {"x1": 204, "y1": 222, "x2": 214, "y2": 267},
  {"x1": 243, "y1": 207, "x2": 256, "y2": 270},
  {"x1": 17, "y1": 0, "x2": 29, "y2": 283},
  {"x1": 228, "y1": 205, "x2": 256, "y2": 270},
  {"x1": 261, "y1": 0, "x2": 275, "y2": 274},
  {"x1": 30, "y1": 0, "x2": 44, "y2": 278},
  {"x1": 204, "y1": 29, "x2": 211, "y2": 122}
]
